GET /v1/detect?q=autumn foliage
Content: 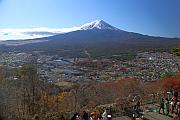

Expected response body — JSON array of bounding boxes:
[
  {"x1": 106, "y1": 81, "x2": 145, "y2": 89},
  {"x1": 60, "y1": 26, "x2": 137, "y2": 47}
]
[
  {"x1": 0, "y1": 64, "x2": 180, "y2": 119},
  {"x1": 157, "y1": 74, "x2": 180, "y2": 92},
  {"x1": 77, "y1": 77, "x2": 144, "y2": 109}
]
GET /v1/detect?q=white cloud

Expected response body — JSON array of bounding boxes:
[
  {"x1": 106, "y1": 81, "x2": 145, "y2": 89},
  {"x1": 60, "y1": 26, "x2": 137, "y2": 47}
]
[{"x1": 0, "y1": 26, "x2": 81, "y2": 41}]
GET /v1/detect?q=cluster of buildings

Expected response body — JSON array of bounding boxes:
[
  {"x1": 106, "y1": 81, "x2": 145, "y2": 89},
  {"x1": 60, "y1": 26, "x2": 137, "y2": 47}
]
[
  {"x1": 0, "y1": 52, "x2": 34, "y2": 68},
  {"x1": 122, "y1": 52, "x2": 180, "y2": 81},
  {"x1": 0, "y1": 51, "x2": 179, "y2": 83}
]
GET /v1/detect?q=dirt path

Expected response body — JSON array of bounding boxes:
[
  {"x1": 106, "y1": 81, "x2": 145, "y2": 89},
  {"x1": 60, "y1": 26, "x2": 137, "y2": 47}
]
[
  {"x1": 113, "y1": 116, "x2": 131, "y2": 120},
  {"x1": 112, "y1": 112, "x2": 172, "y2": 120},
  {"x1": 144, "y1": 112, "x2": 172, "y2": 120}
]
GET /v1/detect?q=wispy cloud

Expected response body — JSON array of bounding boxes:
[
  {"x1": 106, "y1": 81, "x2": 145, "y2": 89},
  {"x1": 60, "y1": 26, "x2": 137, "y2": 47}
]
[
  {"x1": 0, "y1": 27, "x2": 81, "y2": 41},
  {"x1": 0, "y1": 20, "x2": 103, "y2": 41}
]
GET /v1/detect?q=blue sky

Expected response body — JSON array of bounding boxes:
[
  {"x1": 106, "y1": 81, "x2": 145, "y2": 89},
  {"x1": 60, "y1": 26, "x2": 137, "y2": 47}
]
[{"x1": 0, "y1": 0, "x2": 180, "y2": 38}]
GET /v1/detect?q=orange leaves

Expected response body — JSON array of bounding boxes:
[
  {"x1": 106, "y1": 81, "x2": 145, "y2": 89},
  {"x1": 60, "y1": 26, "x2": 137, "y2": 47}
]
[
  {"x1": 43, "y1": 92, "x2": 66, "y2": 103},
  {"x1": 87, "y1": 77, "x2": 144, "y2": 104},
  {"x1": 160, "y1": 74, "x2": 180, "y2": 92},
  {"x1": 38, "y1": 91, "x2": 68, "y2": 113},
  {"x1": 57, "y1": 92, "x2": 67, "y2": 101}
]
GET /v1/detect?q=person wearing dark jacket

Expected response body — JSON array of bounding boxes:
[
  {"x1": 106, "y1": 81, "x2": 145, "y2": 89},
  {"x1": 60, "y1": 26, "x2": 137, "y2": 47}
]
[
  {"x1": 71, "y1": 116, "x2": 76, "y2": 120},
  {"x1": 83, "y1": 111, "x2": 89, "y2": 120},
  {"x1": 71, "y1": 113, "x2": 78, "y2": 120},
  {"x1": 60, "y1": 114, "x2": 65, "y2": 120},
  {"x1": 165, "y1": 98, "x2": 170, "y2": 116},
  {"x1": 159, "y1": 97, "x2": 165, "y2": 114}
]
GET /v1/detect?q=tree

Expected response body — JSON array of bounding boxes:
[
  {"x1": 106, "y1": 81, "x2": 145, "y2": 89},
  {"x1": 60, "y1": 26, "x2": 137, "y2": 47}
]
[
  {"x1": 0, "y1": 65, "x2": 5, "y2": 118},
  {"x1": 158, "y1": 74, "x2": 180, "y2": 92},
  {"x1": 172, "y1": 48, "x2": 180, "y2": 57},
  {"x1": 16, "y1": 64, "x2": 39, "y2": 117}
]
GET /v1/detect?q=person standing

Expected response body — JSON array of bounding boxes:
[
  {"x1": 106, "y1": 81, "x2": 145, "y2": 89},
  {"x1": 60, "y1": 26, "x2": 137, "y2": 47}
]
[
  {"x1": 177, "y1": 101, "x2": 180, "y2": 117},
  {"x1": 165, "y1": 98, "x2": 170, "y2": 116},
  {"x1": 83, "y1": 111, "x2": 89, "y2": 120},
  {"x1": 102, "y1": 109, "x2": 107, "y2": 120},
  {"x1": 71, "y1": 113, "x2": 79, "y2": 120},
  {"x1": 89, "y1": 112, "x2": 96, "y2": 120},
  {"x1": 60, "y1": 114, "x2": 65, "y2": 120},
  {"x1": 132, "y1": 114, "x2": 136, "y2": 120},
  {"x1": 159, "y1": 97, "x2": 165, "y2": 114}
]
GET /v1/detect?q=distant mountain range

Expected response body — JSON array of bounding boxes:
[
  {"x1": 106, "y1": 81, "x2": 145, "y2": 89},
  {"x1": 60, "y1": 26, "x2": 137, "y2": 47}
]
[{"x1": 0, "y1": 20, "x2": 180, "y2": 57}]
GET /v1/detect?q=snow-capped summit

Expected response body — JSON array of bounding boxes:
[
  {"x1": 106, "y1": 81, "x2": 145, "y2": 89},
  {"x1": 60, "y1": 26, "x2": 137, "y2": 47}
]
[{"x1": 80, "y1": 20, "x2": 119, "y2": 30}]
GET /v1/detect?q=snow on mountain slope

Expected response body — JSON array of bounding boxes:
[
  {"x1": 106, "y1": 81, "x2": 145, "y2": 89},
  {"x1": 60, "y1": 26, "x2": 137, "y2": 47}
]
[{"x1": 80, "y1": 20, "x2": 119, "y2": 30}]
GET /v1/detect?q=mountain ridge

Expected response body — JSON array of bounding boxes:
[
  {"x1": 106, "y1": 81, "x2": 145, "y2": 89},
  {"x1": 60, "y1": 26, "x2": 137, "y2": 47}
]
[
  {"x1": 0, "y1": 20, "x2": 179, "y2": 41},
  {"x1": 0, "y1": 20, "x2": 180, "y2": 58}
]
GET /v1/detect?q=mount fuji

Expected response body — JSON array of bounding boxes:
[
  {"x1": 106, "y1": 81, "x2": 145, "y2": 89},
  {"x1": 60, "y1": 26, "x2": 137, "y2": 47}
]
[{"x1": 0, "y1": 20, "x2": 180, "y2": 57}]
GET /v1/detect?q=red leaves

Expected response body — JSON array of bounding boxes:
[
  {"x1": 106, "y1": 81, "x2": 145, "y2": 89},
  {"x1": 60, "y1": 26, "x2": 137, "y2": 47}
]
[
  {"x1": 160, "y1": 74, "x2": 180, "y2": 92},
  {"x1": 88, "y1": 77, "x2": 143, "y2": 104}
]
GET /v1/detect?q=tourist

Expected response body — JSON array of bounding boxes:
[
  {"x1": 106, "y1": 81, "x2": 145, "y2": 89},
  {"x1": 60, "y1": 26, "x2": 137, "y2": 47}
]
[
  {"x1": 60, "y1": 114, "x2": 65, "y2": 120},
  {"x1": 94, "y1": 111, "x2": 100, "y2": 120},
  {"x1": 89, "y1": 112, "x2": 96, "y2": 120},
  {"x1": 165, "y1": 98, "x2": 170, "y2": 116},
  {"x1": 82, "y1": 111, "x2": 89, "y2": 120},
  {"x1": 177, "y1": 101, "x2": 180, "y2": 116},
  {"x1": 132, "y1": 114, "x2": 136, "y2": 120},
  {"x1": 171, "y1": 92, "x2": 178, "y2": 114},
  {"x1": 71, "y1": 113, "x2": 79, "y2": 120},
  {"x1": 102, "y1": 109, "x2": 107, "y2": 120},
  {"x1": 159, "y1": 97, "x2": 165, "y2": 114}
]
